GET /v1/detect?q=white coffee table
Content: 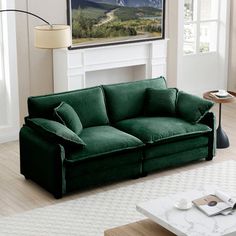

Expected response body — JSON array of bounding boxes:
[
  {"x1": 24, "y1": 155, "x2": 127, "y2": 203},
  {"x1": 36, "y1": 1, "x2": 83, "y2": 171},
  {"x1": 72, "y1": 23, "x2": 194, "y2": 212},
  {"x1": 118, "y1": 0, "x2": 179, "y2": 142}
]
[{"x1": 136, "y1": 187, "x2": 236, "y2": 236}]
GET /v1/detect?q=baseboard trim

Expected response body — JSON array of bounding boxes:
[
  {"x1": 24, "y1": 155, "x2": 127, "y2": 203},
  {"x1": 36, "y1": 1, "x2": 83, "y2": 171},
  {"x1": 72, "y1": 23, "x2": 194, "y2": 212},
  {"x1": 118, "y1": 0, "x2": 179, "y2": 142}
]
[{"x1": 0, "y1": 127, "x2": 19, "y2": 144}]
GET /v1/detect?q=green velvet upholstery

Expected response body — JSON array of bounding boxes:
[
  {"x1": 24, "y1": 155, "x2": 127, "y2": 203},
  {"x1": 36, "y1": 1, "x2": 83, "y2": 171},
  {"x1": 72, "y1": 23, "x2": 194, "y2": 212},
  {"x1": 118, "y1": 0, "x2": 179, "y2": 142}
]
[
  {"x1": 20, "y1": 126, "x2": 142, "y2": 197},
  {"x1": 145, "y1": 88, "x2": 177, "y2": 116},
  {"x1": 177, "y1": 91, "x2": 214, "y2": 124},
  {"x1": 54, "y1": 102, "x2": 83, "y2": 135},
  {"x1": 199, "y1": 112, "x2": 216, "y2": 159},
  {"x1": 103, "y1": 77, "x2": 167, "y2": 123},
  {"x1": 145, "y1": 136, "x2": 209, "y2": 160},
  {"x1": 26, "y1": 118, "x2": 86, "y2": 147},
  {"x1": 65, "y1": 149, "x2": 143, "y2": 176},
  {"x1": 28, "y1": 86, "x2": 109, "y2": 128},
  {"x1": 115, "y1": 117, "x2": 211, "y2": 144},
  {"x1": 20, "y1": 126, "x2": 66, "y2": 199},
  {"x1": 20, "y1": 78, "x2": 216, "y2": 198},
  {"x1": 143, "y1": 147, "x2": 209, "y2": 173},
  {"x1": 65, "y1": 126, "x2": 144, "y2": 163},
  {"x1": 66, "y1": 158, "x2": 142, "y2": 192}
]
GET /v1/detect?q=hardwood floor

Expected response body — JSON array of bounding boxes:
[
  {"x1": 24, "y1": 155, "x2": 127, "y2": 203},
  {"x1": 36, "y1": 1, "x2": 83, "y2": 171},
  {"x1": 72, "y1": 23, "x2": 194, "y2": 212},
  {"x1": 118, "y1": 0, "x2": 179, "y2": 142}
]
[{"x1": 0, "y1": 104, "x2": 235, "y2": 217}]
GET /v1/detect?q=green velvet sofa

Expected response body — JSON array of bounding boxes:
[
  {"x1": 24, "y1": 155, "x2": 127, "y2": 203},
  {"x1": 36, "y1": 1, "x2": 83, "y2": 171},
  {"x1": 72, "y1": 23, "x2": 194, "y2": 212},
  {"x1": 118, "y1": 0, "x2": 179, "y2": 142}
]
[{"x1": 20, "y1": 77, "x2": 216, "y2": 198}]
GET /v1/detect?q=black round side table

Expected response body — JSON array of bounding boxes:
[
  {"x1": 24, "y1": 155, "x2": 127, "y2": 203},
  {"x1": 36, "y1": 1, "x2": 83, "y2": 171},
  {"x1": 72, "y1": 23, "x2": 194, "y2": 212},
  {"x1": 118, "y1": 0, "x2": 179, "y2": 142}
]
[{"x1": 203, "y1": 90, "x2": 236, "y2": 149}]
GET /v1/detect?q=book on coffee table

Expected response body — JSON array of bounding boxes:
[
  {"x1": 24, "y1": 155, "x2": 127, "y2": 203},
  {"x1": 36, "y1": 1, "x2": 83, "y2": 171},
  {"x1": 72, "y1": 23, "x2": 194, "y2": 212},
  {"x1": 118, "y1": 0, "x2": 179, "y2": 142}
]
[{"x1": 192, "y1": 190, "x2": 236, "y2": 216}]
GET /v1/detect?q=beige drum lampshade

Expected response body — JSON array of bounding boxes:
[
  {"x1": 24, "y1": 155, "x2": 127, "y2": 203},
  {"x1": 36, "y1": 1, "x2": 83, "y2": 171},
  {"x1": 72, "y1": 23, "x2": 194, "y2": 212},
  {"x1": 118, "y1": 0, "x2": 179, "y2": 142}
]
[{"x1": 34, "y1": 24, "x2": 72, "y2": 49}]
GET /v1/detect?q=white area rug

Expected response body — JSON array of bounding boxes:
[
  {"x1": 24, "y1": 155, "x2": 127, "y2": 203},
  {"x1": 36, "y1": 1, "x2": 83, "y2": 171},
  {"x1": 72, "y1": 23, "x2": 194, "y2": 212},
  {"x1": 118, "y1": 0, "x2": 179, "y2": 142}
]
[{"x1": 1, "y1": 160, "x2": 236, "y2": 236}]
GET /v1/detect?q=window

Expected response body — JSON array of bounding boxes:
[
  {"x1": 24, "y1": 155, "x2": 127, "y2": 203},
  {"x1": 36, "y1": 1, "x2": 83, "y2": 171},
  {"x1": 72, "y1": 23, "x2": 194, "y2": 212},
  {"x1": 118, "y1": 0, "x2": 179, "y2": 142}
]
[{"x1": 184, "y1": 0, "x2": 219, "y2": 55}]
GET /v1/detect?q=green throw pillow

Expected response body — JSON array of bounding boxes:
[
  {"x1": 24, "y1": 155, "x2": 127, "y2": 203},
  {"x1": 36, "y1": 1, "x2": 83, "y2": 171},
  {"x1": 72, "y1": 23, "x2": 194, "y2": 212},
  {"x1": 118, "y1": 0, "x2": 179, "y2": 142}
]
[
  {"x1": 177, "y1": 91, "x2": 214, "y2": 124},
  {"x1": 26, "y1": 118, "x2": 86, "y2": 147},
  {"x1": 54, "y1": 102, "x2": 83, "y2": 135},
  {"x1": 145, "y1": 88, "x2": 177, "y2": 116}
]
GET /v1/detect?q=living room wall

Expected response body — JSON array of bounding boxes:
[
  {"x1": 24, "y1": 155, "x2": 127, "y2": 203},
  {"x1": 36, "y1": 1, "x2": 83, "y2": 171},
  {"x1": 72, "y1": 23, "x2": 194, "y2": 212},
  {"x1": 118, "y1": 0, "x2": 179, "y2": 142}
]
[
  {"x1": 15, "y1": 0, "x2": 67, "y2": 123},
  {"x1": 15, "y1": 0, "x2": 235, "y2": 124}
]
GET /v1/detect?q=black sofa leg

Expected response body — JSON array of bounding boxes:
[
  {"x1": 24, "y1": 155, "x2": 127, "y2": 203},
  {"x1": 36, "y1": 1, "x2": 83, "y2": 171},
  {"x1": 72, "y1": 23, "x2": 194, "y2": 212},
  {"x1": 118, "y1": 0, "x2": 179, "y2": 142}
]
[
  {"x1": 206, "y1": 156, "x2": 213, "y2": 161},
  {"x1": 132, "y1": 174, "x2": 140, "y2": 180},
  {"x1": 140, "y1": 172, "x2": 148, "y2": 177},
  {"x1": 54, "y1": 192, "x2": 63, "y2": 199},
  {"x1": 24, "y1": 175, "x2": 30, "y2": 180}
]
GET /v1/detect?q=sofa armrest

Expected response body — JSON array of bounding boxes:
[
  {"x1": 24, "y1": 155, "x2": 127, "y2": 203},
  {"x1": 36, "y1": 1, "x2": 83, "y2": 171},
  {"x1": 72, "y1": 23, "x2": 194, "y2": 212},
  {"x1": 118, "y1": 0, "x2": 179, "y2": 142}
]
[
  {"x1": 199, "y1": 112, "x2": 216, "y2": 159},
  {"x1": 20, "y1": 125, "x2": 66, "y2": 198}
]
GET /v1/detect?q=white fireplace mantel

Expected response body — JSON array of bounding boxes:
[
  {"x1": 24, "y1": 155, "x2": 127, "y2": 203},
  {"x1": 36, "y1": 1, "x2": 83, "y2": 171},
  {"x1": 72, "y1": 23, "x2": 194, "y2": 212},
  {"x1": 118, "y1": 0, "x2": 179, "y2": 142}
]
[{"x1": 53, "y1": 40, "x2": 168, "y2": 92}]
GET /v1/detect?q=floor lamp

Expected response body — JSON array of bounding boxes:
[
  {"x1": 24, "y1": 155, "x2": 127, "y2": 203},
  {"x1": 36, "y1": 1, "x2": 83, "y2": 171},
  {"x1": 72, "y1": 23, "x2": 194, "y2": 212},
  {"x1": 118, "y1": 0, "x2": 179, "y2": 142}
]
[
  {"x1": 0, "y1": 9, "x2": 71, "y2": 49},
  {"x1": 0, "y1": 9, "x2": 71, "y2": 129}
]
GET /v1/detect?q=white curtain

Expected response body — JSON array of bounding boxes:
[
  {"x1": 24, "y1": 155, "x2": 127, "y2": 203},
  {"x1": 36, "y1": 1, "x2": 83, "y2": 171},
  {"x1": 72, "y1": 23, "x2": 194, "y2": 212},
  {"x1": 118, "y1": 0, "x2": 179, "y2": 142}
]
[
  {"x1": 0, "y1": 0, "x2": 20, "y2": 143},
  {"x1": 0, "y1": 4, "x2": 7, "y2": 126}
]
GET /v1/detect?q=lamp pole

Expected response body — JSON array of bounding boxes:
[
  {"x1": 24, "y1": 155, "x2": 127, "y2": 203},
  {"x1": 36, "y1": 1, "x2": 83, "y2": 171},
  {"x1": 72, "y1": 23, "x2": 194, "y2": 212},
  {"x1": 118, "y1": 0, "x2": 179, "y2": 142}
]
[
  {"x1": 0, "y1": 9, "x2": 71, "y2": 49},
  {"x1": 0, "y1": 9, "x2": 52, "y2": 26}
]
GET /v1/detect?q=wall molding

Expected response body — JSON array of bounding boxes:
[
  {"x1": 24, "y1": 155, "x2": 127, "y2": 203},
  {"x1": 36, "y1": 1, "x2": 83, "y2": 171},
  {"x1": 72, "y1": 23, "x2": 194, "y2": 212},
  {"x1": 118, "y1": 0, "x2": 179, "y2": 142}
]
[{"x1": 53, "y1": 40, "x2": 168, "y2": 92}]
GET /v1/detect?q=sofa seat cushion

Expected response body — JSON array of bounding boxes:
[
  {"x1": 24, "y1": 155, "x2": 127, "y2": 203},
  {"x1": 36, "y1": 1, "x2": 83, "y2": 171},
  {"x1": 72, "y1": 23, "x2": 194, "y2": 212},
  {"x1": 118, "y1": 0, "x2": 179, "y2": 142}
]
[
  {"x1": 115, "y1": 117, "x2": 212, "y2": 144},
  {"x1": 145, "y1": 136, "x2": 209, "y2": 160},
  {"x1": 65, "y1": 126, "x2": 144, "y2": 163}
]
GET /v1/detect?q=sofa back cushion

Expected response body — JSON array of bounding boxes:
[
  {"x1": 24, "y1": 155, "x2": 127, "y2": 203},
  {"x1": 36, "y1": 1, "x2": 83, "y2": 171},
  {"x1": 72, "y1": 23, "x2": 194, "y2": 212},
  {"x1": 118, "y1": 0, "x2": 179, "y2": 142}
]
[
  {"x1": 103, "y1": 77, "x2": 167, "y2": 123},
  {"x1": 28, "y1": 87, "x2": 109, "y2": 128},
  {"x1": 145, "y1": 88, "x2": 178, "y2": 117}
]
